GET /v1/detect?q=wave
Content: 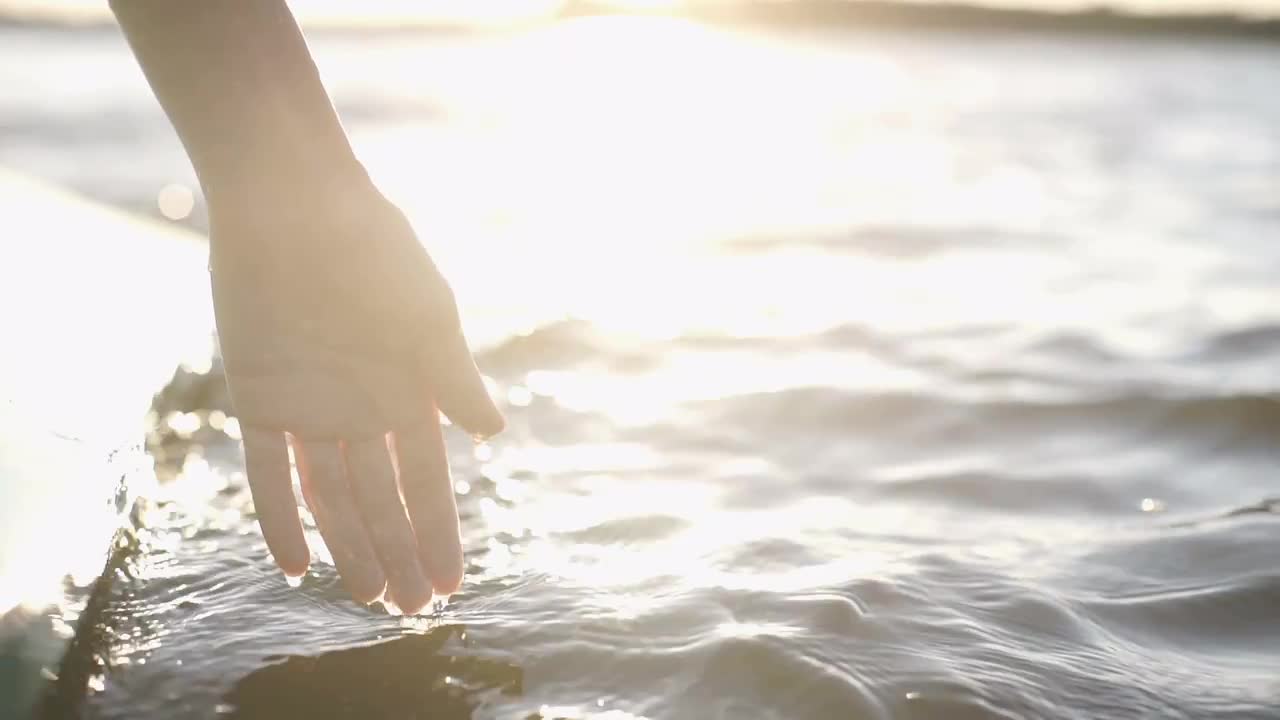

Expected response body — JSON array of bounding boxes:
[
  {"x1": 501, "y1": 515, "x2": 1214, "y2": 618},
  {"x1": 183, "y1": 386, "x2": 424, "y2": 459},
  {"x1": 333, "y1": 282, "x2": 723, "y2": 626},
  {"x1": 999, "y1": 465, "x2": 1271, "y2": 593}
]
[
  {"x1": 480, "y1": 319, "x2": 1280, "y2": 375},
  {"x1": 1083, "y1": 572, "x2": 1280, "y2": 654},
  {"x1": 696, "y1": 387, "x2": 1280, "y2": 442},
  {"x1": 1187, "y1": 324, "x2": 1280, "y2": 362},
  {"x1": 724, "y1": 225, "x2": 1051, "y2": 259},
  {"x1": 223, "y1": 626, "x2": 522, "y2": 720}
]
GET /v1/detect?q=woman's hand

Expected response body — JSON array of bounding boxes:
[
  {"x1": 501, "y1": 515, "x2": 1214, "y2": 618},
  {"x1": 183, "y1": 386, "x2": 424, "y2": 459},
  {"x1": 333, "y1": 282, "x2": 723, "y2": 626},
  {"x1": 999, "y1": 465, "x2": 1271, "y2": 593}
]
[
  {"x1": 210, "y1": 187, "x2": 503, "y2": 614},
  {"x1": 108, "y1": 0, "x2": 499, "y2": 614}
]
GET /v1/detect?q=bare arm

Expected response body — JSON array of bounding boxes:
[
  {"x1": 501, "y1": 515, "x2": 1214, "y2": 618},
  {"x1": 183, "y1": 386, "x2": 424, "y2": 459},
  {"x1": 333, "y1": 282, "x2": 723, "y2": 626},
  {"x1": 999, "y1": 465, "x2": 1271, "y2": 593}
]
[
  {"x1": 111, "y1": 0, "x2": 504, "y2": 614},
  {"x1": 109, "y1": 0, "x2": 364, "y2": 213}
]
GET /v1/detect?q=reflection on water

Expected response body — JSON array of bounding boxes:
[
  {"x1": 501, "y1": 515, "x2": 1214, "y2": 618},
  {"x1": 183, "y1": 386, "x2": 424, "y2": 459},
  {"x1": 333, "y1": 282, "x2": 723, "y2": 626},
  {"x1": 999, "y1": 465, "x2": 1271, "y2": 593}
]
[{"x1": 4, "y1": 14, "x2": 1280, "y2": 720}]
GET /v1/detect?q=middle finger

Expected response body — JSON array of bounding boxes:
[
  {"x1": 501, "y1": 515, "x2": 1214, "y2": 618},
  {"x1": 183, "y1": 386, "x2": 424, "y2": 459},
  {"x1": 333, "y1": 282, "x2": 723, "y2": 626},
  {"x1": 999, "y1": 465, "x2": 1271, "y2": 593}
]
[
  {"x1": 345, "y1": 434, "x2": 434, "y2": 614},
  {"x1": 294, "y1": 438, "x2": 386, "y2": 604}
]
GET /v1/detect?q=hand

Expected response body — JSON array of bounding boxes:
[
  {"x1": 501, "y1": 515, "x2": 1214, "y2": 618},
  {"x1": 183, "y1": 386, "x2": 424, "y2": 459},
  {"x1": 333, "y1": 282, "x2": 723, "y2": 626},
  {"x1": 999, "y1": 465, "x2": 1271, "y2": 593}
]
[{"x1": 209, "y1": 183, "x2": 503, "y2": 614}]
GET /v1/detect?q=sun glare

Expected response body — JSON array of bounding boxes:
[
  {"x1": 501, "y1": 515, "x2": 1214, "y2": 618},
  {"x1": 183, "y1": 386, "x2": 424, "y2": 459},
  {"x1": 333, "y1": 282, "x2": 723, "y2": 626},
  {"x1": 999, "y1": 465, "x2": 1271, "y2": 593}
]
[{"x1": 353, "y1": 16, "x2": 927, "y2": 350}]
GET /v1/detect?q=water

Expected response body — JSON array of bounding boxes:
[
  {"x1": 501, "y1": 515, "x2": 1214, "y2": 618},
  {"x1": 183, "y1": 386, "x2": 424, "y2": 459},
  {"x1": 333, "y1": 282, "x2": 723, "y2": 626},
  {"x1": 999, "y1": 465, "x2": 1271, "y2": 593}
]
[{"x1": 4, "y1": 16, "x2": 1280, "y2": 719}]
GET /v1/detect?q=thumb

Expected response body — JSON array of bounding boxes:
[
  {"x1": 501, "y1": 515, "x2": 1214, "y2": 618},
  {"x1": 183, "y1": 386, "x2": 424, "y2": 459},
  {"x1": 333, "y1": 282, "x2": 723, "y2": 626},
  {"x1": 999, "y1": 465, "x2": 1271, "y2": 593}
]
[{"x1": 422, "y1": 326, "x2": 505, "y2": 438}]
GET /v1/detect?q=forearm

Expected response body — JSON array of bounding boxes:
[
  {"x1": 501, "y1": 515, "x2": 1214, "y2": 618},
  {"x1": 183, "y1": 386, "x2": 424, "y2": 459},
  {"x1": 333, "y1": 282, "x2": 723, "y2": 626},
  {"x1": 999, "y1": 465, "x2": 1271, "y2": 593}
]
[{"x1": 110, "y1": 0, "x2": 368, "y2": 216}]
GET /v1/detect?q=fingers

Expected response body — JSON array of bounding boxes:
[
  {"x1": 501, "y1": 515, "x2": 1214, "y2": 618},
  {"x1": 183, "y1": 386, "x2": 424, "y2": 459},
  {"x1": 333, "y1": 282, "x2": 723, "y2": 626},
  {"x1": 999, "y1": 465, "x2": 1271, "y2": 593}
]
[
  {"x1": 423, "y1": 327, "x2": 505, "y2": 439},
  {"x1": 392, "y1": 413, "x2": 465, "y2": 595},
  {"x1": 344, "y1": 435, "x2": 434, "y2": 614},
  {"x1": 242, "y1": 427, "x2": 309, "y2": 577},
  {"x1": 292, "y1": 439, "x2": 386, "y2": 604}
]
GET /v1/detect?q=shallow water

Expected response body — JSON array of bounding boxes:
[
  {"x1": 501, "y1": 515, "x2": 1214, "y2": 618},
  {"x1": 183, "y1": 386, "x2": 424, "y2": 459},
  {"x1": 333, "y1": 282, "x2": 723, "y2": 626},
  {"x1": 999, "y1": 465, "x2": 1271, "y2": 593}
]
[{"x1": 4, "y1": 17, "x2": 1280, "y2": 719}]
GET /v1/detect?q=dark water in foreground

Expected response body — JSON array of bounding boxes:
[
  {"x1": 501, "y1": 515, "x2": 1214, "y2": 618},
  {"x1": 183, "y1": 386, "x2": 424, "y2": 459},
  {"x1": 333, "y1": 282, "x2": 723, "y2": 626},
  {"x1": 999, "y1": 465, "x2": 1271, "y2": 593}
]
[{"x1": 5, "y1": 18, "x2": 1280, "y2": 720}]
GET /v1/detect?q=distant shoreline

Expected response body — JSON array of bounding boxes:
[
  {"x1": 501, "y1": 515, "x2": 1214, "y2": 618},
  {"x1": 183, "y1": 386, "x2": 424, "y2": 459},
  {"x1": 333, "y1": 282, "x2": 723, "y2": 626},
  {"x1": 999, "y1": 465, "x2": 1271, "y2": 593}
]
[
  {"x1": 3, "y1": 1, "x2": 1279, "y2": 41},
  {"x1": 563, "y1": 1, "x2": 1280, "y2": 41}
]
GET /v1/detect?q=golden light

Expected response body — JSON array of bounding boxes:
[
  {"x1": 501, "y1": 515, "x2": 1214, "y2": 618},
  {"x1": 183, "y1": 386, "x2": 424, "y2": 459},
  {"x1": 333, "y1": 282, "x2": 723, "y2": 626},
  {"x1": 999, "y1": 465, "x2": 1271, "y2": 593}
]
[
  {"x1": 0, "y1": 4, "x2": 1275, "y2": 720},
  {"x1": 0, "y1": 171, "x2": 212, "y2": 615},
  {"x1": 354, "y1": 15, "x2": 928, "y2": 348}
]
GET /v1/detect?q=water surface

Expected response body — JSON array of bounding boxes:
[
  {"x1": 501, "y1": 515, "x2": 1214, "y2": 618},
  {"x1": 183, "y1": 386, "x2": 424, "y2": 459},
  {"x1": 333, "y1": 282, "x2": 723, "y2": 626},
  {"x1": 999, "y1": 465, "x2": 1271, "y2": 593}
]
[{"x1": 3, "y1": 18, "x2": 1279, "y2": 719}]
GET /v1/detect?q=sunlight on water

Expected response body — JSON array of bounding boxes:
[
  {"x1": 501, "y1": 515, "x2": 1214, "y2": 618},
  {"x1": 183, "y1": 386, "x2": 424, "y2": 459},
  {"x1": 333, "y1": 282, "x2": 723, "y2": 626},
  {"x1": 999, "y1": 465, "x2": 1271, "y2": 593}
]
[
  {"x1": 0, "y1": 172, "x2": 212, "y2": 615},
  {"x1": 348, "y1": 14, "x2": 1272, "y2": 364},
  {"x1": 5, "y1": 12, "x2": 1280, "y2": 719},
  {"x1": 355, "y1": 17, "x2": 942, "y2": 341},
  {"x1": 333, "y1": 21, "x2": 1280, "y2": 654}
]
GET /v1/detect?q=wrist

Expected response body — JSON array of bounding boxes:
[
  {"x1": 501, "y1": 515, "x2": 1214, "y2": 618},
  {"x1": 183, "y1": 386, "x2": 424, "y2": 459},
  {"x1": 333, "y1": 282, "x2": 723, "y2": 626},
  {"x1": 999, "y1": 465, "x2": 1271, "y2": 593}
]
[
  {"x1": 206, "y1": 162, "x2": 410, "y2": 285},
  {"x1": 203, "y1": 147, "x2": 371, "y2": 218}
]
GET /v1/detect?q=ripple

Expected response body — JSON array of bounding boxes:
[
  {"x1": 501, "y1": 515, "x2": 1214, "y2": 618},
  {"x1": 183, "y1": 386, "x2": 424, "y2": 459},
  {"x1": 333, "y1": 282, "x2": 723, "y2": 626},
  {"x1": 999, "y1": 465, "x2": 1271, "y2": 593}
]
[
  {"x1": 1189, "y1": 324, "x2": 1280, "y2": 361},
  {"x1": 222, "y1": 626, "x2": 521, "y2": 720},
  {"x1": 691, "y1": 634, "x2": 889, "y2": 719},
  {"x1": 1083, "y1": 573, "x2": 1280, "y2": 654},
  {"x1": 28, "y1": 25, "x2": 1280, "y2": 720},
  {"x1": 699, "y1": 388, "x2": 1280, "y2": 447},
  {"x1": 557, "y1": 515, "x2": 691, "y2": 545},
  {"x1": 873, "y1": 469, "x2": 1122, "y2": 514},
  {"x1": 724, "y1": 225, "x2": 1055, "y2": 259}
]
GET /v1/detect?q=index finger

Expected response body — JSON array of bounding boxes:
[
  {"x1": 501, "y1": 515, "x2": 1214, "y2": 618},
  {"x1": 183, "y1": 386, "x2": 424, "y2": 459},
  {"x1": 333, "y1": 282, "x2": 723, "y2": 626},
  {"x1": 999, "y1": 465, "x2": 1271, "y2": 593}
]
[{"x1": 422, "y1": 326, "x2": 504, "y2": 439}]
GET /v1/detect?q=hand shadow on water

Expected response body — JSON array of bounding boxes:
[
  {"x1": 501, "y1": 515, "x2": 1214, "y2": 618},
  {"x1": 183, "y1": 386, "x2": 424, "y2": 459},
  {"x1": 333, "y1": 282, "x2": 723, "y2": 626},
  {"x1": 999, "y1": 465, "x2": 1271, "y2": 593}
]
[{"x1": 223, "y1": 624, "x2": 522, "y2": 720}]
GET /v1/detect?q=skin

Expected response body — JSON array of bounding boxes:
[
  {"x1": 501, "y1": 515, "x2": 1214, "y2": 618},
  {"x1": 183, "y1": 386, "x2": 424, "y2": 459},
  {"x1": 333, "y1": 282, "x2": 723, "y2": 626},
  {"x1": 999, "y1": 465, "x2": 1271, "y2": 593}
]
[{"x1": 110, "y1": 0, "x2": 504, "y2": 614}]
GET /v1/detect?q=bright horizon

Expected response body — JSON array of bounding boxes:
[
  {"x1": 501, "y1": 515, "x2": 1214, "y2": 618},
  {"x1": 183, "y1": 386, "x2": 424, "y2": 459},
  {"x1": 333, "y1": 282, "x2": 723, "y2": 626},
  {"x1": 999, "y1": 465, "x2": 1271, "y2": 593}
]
[{"x1": 2, "y1": 0, "x2": 1279, "y2": 23}]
